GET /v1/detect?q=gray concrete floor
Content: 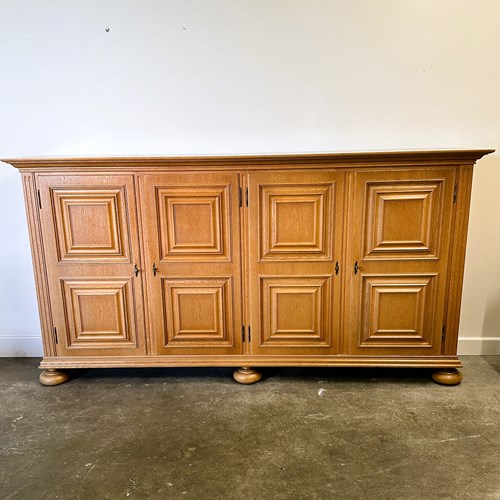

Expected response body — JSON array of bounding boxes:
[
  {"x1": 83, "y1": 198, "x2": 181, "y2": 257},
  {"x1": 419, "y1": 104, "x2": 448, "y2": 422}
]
[{"x1": 0, "y1": 357, "x2": 499, "y2": 500}]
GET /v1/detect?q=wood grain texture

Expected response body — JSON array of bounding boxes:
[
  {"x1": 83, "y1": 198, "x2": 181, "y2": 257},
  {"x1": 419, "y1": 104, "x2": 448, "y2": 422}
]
[
  {"x1": 21, "y1": 173, "x2": 56, "y2": 356},
  {"x1": 38, "y1": 354, "x2": 462, "y2": 369},
  {"x1": 36, "y1": 174, "x2": 147, "y2": 356},
  {"x1": 3, "y1": 149, "x2": 493, "y2": 170},
  {"x1": 346, "y1": 168, "x2": 456, "y2": 356},
  {"x1": 442, "y1": 165, "x2": 474, "y2": 355},
  {"x1": 140, "y1": 172, "x2": 243, "y2": 355},
  {"x1": 10, "y1": 150, "x2": 493, "y2": 382},
  {"x1": 247, "y1": 170, "x2": 344, "y2": 356}
]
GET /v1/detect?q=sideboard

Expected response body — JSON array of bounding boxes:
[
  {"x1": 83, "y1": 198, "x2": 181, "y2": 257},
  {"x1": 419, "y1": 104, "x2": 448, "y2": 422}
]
[{"x1": 3, "y1": 150, "x2": 493, "y2": 385}]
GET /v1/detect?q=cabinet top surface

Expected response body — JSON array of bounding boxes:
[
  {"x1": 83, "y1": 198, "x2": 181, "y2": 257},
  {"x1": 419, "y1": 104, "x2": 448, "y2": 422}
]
[{"x1": 2, "y1": 149, "x2": 494, "y2": 170}]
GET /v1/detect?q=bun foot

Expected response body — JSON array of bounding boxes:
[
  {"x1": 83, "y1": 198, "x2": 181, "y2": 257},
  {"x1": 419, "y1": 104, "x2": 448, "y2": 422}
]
[
  {"x1": 39, "y1": 369, "x2": 70, "y2": 386},
  {"x1": 233, "y1": 367, "x2": 262, "y2": 385},
  {"x1": 432, "y1": 368, "x2": 462, "y2": 386}
]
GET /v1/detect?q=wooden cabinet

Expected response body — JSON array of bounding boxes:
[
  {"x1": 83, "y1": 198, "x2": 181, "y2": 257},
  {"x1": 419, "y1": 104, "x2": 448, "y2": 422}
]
[{"x1": 4, "y1": 150, "x2": 493, "y2": 386}]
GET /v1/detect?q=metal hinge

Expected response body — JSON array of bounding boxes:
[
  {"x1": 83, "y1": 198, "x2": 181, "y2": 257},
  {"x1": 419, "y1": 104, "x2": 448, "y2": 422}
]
[
  {"x1": 442, "y1": 325, "x2": 446, "y2": 341},
  {"x1": 248, "y1": 325, "x2": 251, "y2": 342},
  {"x1": 246, "y1": 187, "x2": 249, "y2": 207},
  {"x1": 53, "y1": 327, "x2": 59, "y2": 345},
  {"x1": 239, "y1": 187, "x2": 243, "y2": 208},
  {"x1": 453, "y1": 184, "x2": 458, "y2": 204},
  {"x1": 242, "y1": 325, "x2": 245, "y2": 342},
  {"x1": 37, "y1": 190, "x2": 42, "y2": 209}
]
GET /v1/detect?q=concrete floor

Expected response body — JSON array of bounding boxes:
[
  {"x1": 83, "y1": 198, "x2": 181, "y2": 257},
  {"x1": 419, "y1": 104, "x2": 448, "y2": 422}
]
[{"x1": 1, "y1": 358, "x2": 499, "y2": 500}]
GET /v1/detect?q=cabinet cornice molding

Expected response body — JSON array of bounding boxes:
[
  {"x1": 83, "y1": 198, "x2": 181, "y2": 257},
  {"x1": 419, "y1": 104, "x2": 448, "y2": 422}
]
[{"x1": 2, "y1": 149, "x2": 494, "y2": 170}]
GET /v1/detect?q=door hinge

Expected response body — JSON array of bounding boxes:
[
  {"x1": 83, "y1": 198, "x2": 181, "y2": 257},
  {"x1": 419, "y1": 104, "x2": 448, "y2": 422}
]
[
  {"x1": 246, "y1": 187, "x2": 249, "y2": 207},
  {"x1": 242, "y1": 325, "x2": 245, "y2": 342},
  {"x1": 335, "y1": 261, "x2": 339, "y2": 275},
  {"x1": 453, "y1": 184, "x2": 458, "y2": 204},
  {"x1": 248, "y1": 325, "x2": 251, "y2": 342},
  {"x1": 239, "y1": 187, "x2": 243, "y2": 208},
  {"x1": 53, "y1": 327, "x2": 59, "y2": 345},
  {"x1": 442, "y1": 325, "x2": 446, "y2": 341},
  {"x1": 37, "y1": 190, "x2": 42, "y2": 209}
]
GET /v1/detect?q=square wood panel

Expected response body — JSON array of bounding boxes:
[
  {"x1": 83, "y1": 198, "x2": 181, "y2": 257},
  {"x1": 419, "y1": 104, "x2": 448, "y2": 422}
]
[
  {"x1": 259, "y1": 184, "x2": 334, "y2": 261},
  {"x1": 62, "y1": 279, "x2": 137, "y2": 348},
  {"x1": 359, "y1": 275, "x2": 437, "y2": 348},
  {"x1": 162, "y1": 278, "x2": 234, "y2": 346},
  {"x1": 156, "y1": 185, "x2": 231, "y2": 261},
  {"x1": 363, "y1": 181, "x2": 445, "y2": 260},
  {"x1": 51, "y1": 187, "x2": 130, "y2": 262},
  {"x1": 260, "y1": 276, "x2": 332, "y2": 346}
]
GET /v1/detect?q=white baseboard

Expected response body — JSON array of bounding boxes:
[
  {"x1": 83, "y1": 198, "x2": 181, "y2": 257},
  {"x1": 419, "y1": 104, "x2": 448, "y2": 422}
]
[
  {"x1": 0, "y1": 337, "x2": 43, "y2": 357},
  {"x1": 458, "y1": 337, "x2": 500, "y2": 355},
  {"x1": 0, "y1": 336, "x2": 498, "y2": 357}
]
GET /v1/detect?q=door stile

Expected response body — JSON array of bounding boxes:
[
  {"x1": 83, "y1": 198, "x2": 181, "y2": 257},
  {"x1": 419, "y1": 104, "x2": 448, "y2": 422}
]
[
  {"x1": 135, "y1": 173, "x2": 153, "y2": 355},
  {"x1": 240, "y1": 172, "x2": 250, "y2": 355}
]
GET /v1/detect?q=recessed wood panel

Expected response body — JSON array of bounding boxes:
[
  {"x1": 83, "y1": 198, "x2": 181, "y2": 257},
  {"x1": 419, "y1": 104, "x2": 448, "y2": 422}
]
[
  {"x1": 62, "y1": 279, "x2": 138, "y2": 348},
  {"x1": 260, "y1": 184, "x2": 334, "y2": 261},
  {"x1": 157, "y1": 185, "x2": 230, "y2": 261},
  {"x1": 162, "y1": 278, "x2": 233, "y2": 346},
  {"x1": 51, "y1": 188, "x2": 129, "y2": 262},
  {"x1": 260, "y1": 276, "x2": 332, "y2": 347},
  {"x1": 359, "y1": 275, "x2": 437, "y2": 348},
  {"x1": 363, "y1": 181, "x2": 445, "y2": 260}
]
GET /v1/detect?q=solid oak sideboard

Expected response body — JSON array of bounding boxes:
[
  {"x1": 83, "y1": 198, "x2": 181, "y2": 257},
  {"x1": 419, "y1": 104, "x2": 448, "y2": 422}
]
[{"x1": 3, "y1": 150, "x2": 493, "y2": 386}]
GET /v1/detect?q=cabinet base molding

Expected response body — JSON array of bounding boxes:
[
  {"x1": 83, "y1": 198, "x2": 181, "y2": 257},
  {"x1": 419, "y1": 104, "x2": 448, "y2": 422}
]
[
  {"x1": 39, "y1": 369, "x2": 70, "y2": 386},
  {"x1": 39, "y1": 355, "x2": 462, "y2": 370},
  {"x1": 233, "y1": 367, "x2": 262, "y2": 384},
  {"x1": 431, "y1": 368, "x2": 463, "y2": 386}
]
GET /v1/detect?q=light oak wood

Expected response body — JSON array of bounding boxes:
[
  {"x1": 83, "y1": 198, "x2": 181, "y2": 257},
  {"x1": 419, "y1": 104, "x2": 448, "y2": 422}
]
[
  {"x1": 233, "y1": 367, "x2": 262, "y2": 384},
  {"x1": 38, "y1": 354, "x2": 462, "y2": 368},
  {"x1": 247, "y1": 170, "x2": 344, "y2": 356},
  {"x1": 432, "y1": 368, "x2": 463, "y2": 386},
  {"x1": 140, "y1": 172, "x2": 243, "y2": 355},
  {"x1": 39, "y1": 369, "x2": 70, "y2": 386},
  {"x1": 36, "y1": 174, "x2": 147, "y2": 357},
  {"x1": 3, "y1": 150, "x2": 493, "y2": 385},
  {"x1": 347, "y1": 168, "x2": 456, "y2": 356}
]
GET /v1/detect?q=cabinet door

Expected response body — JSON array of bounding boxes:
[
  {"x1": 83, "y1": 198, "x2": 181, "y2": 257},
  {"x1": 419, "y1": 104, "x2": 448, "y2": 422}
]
[
  {"x1": 141, "y1": 173, "x2": 243, "y2": 355},
  {"x1": 247, "y1": 171, "x2": 345, "y2": 355},
  {"x1": 37, "y1": 174, "x2": 147, "y2": 356},
  {"x1": 346, "y1": 168, "x2": 456, "y2": 355}
]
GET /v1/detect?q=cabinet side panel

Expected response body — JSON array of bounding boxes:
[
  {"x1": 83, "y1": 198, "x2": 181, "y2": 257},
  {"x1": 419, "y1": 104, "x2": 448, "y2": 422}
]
[
  {"x1": 443, "y1": 165, "x2": 474, "y2": 355},
  {"x1": 21, "y1": 173, "x2": 56, "y2": 357}
]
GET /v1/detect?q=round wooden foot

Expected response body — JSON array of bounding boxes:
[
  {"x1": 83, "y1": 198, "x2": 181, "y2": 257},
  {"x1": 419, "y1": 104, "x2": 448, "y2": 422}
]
[
  {"x1": 233, "y1": 367, "x2": 262, "y2": 385},
  {"x1": 39, "y1": 369, "x2": 70, "y2": 386},
  {"x1": 432, "y1": 368, "x2": 462, "y2": 386}
]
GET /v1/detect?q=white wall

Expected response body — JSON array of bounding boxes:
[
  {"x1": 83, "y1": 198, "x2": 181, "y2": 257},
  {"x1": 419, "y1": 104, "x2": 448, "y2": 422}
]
[{"x1": 1, "y1": 0, "x2": 499, "y2": 356}]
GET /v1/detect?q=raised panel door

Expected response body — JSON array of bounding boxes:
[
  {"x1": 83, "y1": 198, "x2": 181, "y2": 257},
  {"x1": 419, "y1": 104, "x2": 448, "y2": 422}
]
[
  {"x1": 346, "y1": 168, "x2": 456, "y2": 355},
  {"x1": 141, "y1": 173, "x2": 243, "y2": 355},
  {"x1": 37, "y1": 174, "x2": 147, "y2": 356},
  {"x1": 247, "y1": 171, "x2": 345, "y2": 355}
]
